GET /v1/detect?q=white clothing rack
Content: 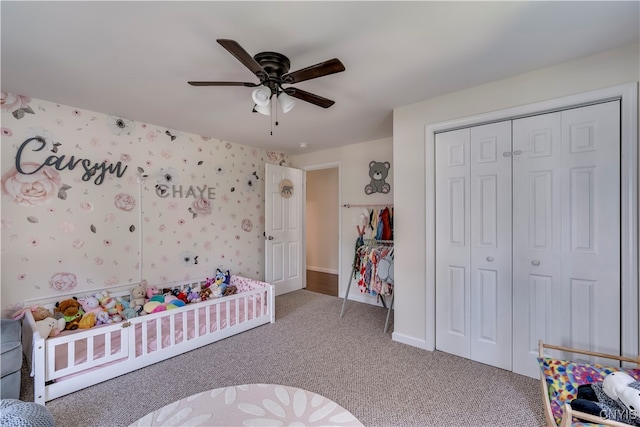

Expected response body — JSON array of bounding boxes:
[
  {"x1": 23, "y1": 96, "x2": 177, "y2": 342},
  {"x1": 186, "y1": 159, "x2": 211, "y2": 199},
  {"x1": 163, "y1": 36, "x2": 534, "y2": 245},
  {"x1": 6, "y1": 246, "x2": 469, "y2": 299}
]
[
  {"x1": 342, "y1": 203, "x2": 393, "y2": 208},
  {"x1": 340, "y1": 238, "x2": 395, "y2": 333},
  {"x1": 364, "y1": 238, "x2": 393, "y2": 244}
]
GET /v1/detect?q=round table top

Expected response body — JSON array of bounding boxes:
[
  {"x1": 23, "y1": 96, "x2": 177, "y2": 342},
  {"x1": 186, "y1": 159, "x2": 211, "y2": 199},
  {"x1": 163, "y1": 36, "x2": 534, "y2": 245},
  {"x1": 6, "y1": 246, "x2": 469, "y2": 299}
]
[{"x1": 130, "y1": 383, "x2": 363, "y2": 426}]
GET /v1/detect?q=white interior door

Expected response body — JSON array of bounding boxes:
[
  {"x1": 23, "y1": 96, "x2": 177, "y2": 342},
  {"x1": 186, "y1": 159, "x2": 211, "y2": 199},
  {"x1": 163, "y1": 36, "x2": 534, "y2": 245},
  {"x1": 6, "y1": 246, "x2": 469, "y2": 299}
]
[
  {"x1": 469, "y1": 122, "x2": 512, "y2": 370},
  {"x1": 560, "y1": 102, "x2": 620, "y2": 364},
  {"x1": 435, "y1": 128, "x2": 471, "y2": 359},
  {"x1": 512, "y1": 111, "x2": 563, "y2": 377},
  {"x1": 436, "y1": 121, "x2": 512, "y2": 368},
  {"x1": 265, "y1": 164, "x2": 304, "y2": 296},
  {"x1": 512, "y1": 101, "x2": 621, "y2": 377}
]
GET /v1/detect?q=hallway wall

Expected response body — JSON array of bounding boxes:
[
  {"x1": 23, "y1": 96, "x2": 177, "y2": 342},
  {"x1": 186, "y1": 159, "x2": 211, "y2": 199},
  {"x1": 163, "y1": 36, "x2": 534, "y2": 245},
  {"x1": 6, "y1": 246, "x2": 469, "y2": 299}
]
[{"x1": 306, "y1": 168, "x2": 339, "y2": 273}]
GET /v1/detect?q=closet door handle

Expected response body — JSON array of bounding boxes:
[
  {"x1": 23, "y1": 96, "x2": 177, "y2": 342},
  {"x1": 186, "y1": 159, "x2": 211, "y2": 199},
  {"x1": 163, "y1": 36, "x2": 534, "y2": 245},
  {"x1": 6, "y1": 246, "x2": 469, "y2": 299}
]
[
  {"x1": 531, "y1": 260, "x2": 541, "y2": 266},
  {"x1": 513, "y1": 150, "x2": 523, "y2": 156},
  {"x1": 486, "y1": 256, "x2": 494, "y2": 262},
  {"x1": 267, "y1": 235, "x2": 274, "y2": 241}
]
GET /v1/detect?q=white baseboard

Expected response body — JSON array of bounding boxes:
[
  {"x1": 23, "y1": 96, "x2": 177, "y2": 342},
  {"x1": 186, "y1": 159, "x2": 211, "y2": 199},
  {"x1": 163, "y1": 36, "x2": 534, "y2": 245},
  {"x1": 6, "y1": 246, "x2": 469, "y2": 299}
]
[
  {"x1": 306, "y1": 266, "x2": 339, "y2": 275},
  {"x1": 392, "y1": 332, "x2": 429, "y2": 350}
]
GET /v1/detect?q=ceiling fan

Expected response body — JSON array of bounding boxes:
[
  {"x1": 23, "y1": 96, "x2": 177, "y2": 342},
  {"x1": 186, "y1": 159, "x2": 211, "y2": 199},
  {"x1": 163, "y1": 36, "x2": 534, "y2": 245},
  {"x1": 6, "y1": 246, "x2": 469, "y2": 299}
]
[{"x1": 188, "y1": 39, "x2": 345, "y2": 113}]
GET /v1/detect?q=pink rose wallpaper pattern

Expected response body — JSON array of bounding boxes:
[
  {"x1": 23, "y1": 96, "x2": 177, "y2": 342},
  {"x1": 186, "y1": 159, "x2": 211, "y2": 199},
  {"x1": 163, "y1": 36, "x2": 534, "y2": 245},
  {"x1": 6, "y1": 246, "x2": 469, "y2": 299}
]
[
  {"x1": 1, "y1": 163, "x2": 63, "y2": 206},
  {"x1": 0, "y1": 92, "x2": 286, "y2": 309}
]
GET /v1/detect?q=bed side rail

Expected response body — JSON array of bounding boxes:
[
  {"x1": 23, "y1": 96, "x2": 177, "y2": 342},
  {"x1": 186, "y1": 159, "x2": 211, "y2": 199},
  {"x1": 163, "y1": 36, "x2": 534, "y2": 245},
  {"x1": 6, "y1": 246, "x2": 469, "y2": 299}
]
[
  {"x1": 23, "y1": 310, "x2": 47, "y2": 404},
  {"x1": 130, "y1": 284, "x2": 271, "y2": 357},
  {"x1": 45, "y1": 324, "x2": 129, "y2": 381}
]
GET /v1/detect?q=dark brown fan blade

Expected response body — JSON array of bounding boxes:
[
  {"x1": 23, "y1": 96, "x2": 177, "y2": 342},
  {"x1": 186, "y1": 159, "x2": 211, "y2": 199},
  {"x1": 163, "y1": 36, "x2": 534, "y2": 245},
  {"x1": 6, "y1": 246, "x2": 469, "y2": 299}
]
[
  {"x1": 284, "y1": 87, "x2": 335, "y2": 108},
  {"x1": 188, "y1": 81, "x2": 259, "y2": 87},
  {"x1": 217, "y1": 39, "x2": 267, "y2": 81},
  {"x1": 281, "y1": 58, "x2": 345, "y2": 84}
]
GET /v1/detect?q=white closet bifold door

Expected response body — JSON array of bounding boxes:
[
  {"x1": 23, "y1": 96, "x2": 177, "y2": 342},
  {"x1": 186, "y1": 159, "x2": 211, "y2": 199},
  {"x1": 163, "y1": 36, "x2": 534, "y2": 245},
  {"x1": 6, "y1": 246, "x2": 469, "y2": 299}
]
[
  {"x1": 511, "y1": 111, "x2": 563, "y2": 377},
  {"x1": 469, "y1": 121, "x2": 512, "y2": 371},
  {"x1": 435, "y1": 121, "x2": 512, "y2": 369},
  {"x1": 512, "y1": 101, "x2": 621, "y2": 377},
  {"x1": 435, "y1": 127, "x2": 471, "y2": 359}
]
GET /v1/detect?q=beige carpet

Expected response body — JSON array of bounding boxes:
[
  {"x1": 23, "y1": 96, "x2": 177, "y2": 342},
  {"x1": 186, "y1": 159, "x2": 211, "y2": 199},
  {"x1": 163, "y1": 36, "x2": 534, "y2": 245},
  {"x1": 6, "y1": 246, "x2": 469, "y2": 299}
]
[
  {"x1": 21, "y1": 289, "x2": 546, "y2": 426},
  {"x1": 129, "y1": 383, "x2": 363, "y2": 426}
]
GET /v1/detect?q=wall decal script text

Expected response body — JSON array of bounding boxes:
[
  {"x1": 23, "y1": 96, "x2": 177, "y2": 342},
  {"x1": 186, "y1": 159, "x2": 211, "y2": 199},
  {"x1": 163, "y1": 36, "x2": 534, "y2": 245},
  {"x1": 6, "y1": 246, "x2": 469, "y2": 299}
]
[
  {"x1": 156, "y1": 184, "x2": 215, "y2": 199},
  {"x1": 16, "y1": 137, "x2": 128, "y2": 185}
]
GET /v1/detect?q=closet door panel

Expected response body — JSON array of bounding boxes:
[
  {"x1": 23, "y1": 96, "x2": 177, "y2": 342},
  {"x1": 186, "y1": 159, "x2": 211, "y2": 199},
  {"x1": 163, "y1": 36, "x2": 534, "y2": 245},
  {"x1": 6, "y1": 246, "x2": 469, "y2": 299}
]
[
  {"x1": 512, "y1": 113, "x2": 563, "y2": 377},
  {"x1": 435, "y1": 128, "x2": 471, "y2": 359},
  {"x1": 470, "y1": 122, "x2": 512, "y2": 370},
  {"x1": 513, "y1": 101, "x2": 621, "y2": 377},
  {"x1": 561, "y1": 101, "x2": 620, "y2": 363}
]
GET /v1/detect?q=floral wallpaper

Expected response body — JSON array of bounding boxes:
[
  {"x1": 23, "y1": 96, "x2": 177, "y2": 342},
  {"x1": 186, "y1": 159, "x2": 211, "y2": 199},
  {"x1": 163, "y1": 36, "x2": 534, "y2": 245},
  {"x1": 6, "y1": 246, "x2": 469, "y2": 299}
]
[{"x1": 1, "y1": 92, "x2": 286, "y2": 311}]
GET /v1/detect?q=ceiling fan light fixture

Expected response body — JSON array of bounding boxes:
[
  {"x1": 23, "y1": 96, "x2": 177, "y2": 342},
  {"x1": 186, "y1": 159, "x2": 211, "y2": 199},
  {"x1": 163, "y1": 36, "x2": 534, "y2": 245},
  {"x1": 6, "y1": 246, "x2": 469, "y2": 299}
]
[
  {"x1": 278, "y1": 91, "x2": 296, "y2": 113},
  {"x1": 253, "y1": 103, "x2": 271, "y2": 116},
  {"x1": 251, "y1": 85, "x2": 272, "y2": 107}
]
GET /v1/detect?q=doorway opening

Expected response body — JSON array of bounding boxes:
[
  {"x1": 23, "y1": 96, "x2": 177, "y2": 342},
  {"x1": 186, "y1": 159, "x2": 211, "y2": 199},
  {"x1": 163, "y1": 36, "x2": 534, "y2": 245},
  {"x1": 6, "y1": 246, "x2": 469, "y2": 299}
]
[{"x1": 305, "y1": 166, "x2": 339, "y2": 296}]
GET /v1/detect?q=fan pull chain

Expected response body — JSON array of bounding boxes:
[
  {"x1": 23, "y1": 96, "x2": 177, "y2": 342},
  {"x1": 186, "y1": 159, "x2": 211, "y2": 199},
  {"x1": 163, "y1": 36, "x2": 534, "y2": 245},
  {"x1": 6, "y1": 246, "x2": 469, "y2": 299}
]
[{"x1": 270, "y1": 94, "x2": 280, "y2": 136}]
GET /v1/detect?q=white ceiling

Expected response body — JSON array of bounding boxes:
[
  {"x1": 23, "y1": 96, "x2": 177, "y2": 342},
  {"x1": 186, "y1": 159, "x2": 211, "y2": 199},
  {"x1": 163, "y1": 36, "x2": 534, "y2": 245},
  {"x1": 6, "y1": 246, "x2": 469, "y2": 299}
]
[{"x1": 2, "y1": 1, "x2": 638, "y2": 155}]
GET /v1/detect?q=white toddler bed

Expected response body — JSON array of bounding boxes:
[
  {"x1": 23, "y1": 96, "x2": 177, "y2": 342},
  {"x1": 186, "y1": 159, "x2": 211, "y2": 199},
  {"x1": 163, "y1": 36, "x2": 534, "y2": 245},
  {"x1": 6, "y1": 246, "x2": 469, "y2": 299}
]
[{"x1": 21, "y1": 275, "x2": 275, "y2": 405}]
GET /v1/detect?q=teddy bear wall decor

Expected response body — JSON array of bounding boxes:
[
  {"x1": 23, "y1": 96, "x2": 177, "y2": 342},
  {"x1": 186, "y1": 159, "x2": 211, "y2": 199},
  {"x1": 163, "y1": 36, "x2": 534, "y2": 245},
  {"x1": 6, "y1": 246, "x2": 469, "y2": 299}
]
[{"x1": 365, "y1": 161, "x2": 391, "y2": 195}]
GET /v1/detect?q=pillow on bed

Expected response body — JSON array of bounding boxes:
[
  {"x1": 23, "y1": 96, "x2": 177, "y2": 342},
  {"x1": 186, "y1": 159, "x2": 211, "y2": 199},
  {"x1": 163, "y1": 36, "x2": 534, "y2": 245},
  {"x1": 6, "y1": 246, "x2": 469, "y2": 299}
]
[{"x1": 538, "y1": 357, "x2": 640, "y2": 426}]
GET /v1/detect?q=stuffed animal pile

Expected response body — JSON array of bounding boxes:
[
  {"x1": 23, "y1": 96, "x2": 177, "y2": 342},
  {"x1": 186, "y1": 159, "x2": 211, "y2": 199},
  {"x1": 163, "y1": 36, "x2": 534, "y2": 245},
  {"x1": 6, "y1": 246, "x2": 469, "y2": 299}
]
[
  {"x1": 12, "y1": 306, "x2": 65, "y2": 338},
  {"x1": 54, "y1": 298, "x2": 85, "y2": 330},
  {"x1": 51, "y1": 289, "x2": 139, "y2": 331},
  {"x1": 571, "y1": 371, "x2": 640, "y2": 425},
  {"x1": 11, "y1": 268, "x2": 239, "y2": 337},
  {"x1": 203, "y1": 268, "x2": 234, "y2": 299}
]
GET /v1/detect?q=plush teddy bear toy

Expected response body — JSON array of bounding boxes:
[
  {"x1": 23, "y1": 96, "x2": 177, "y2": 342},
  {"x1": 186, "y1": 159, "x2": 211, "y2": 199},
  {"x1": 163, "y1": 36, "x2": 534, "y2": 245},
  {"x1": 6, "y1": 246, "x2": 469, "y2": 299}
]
[
  {"x1": 13, "y1": 306, "x2": 66, "y2": 338},
  {"x1": 200, "y1": 287, "x2": 212, "y2": 301},
  {"x1": 35, "y1": 316, "x2": 66, "y2": 338},
  {"x1": 571, "y1": 371, "x2": 640, "y2": 425},
  {"x1": 12, "y1": 305, "x2": 53, "y2": 322},
  {"x1": 54, "y1": 298, "x2": 85, "y2": 330},
  {"x1": 12, "y1": 306, "x2": 64, "y2": 338},
  {"x1": 130, "y1": 285, "x2": 147, "y2": 312}
]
